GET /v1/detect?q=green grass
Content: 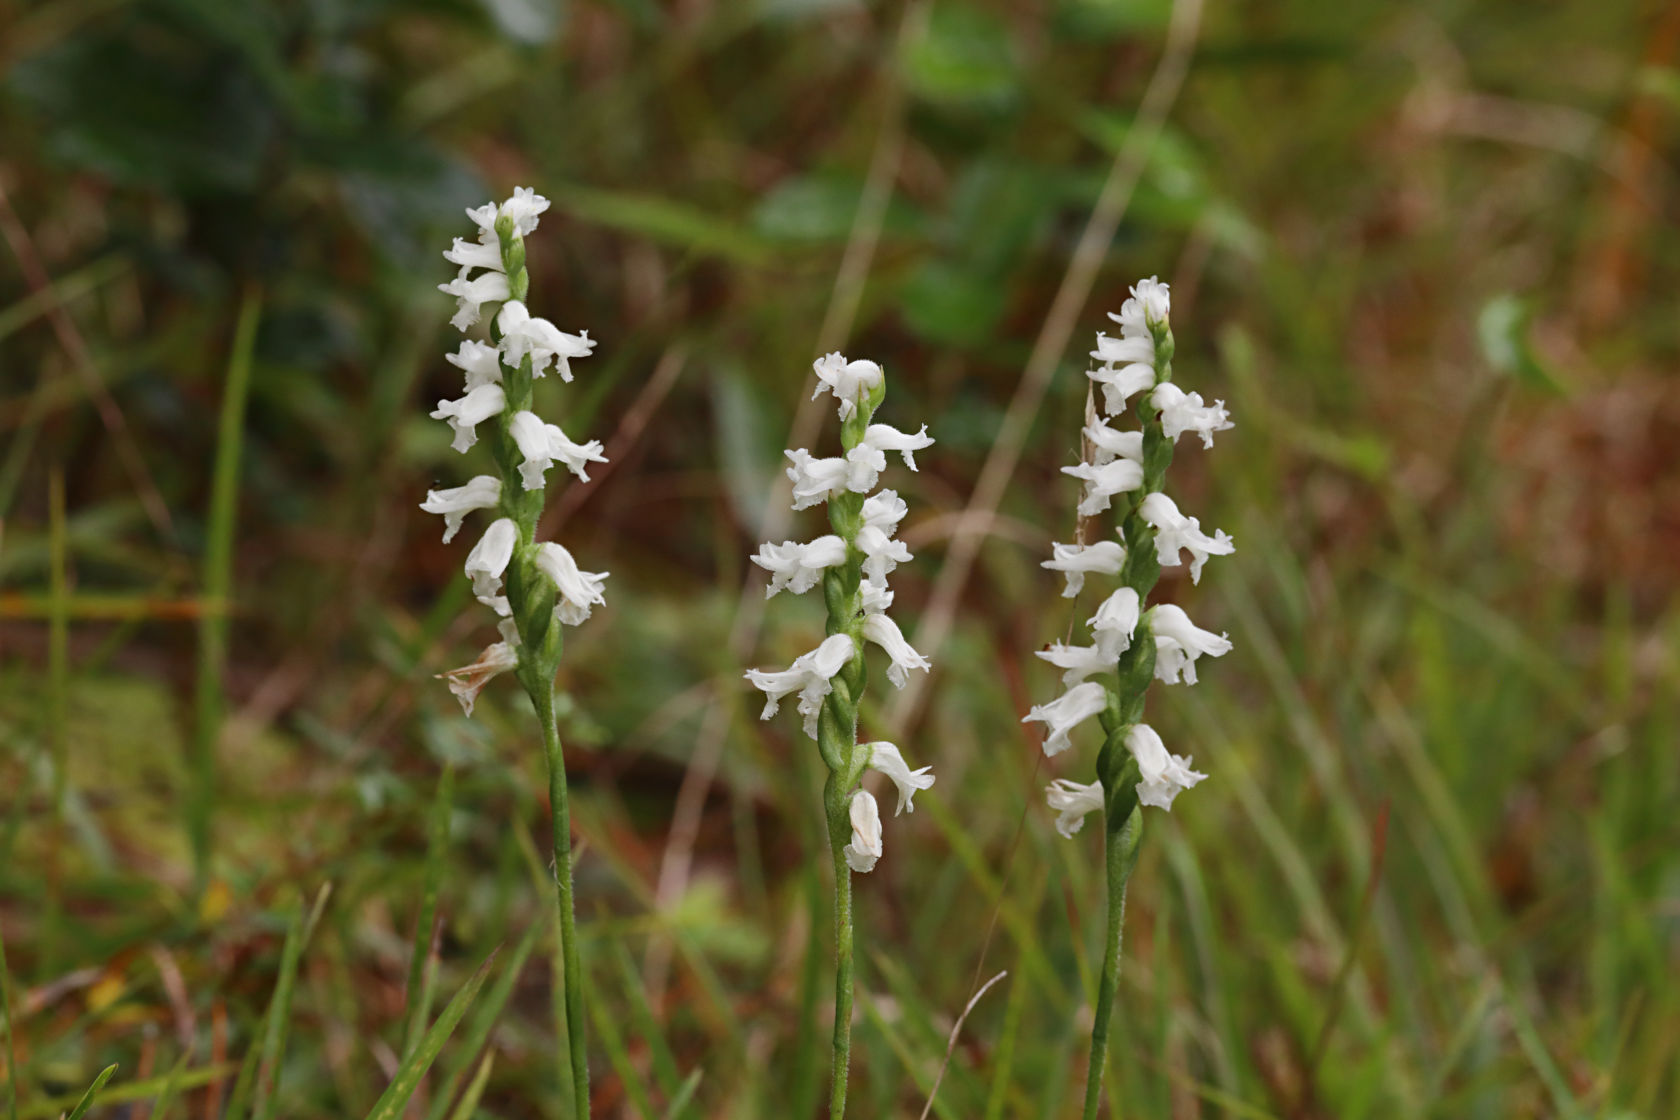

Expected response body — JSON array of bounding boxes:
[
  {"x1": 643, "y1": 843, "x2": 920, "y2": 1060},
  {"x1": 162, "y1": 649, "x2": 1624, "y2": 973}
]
[{"x1": 1, "y1": 0, "x2": 1677, "y2": 1117}]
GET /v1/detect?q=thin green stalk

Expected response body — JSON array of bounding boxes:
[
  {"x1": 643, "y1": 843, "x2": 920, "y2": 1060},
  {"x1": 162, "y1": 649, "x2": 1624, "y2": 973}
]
[
  {"x1": 535, "y1": 688, "x2": 589, "y2": 1118},
  {"x1": 192, "y1": 289, "x2": 262, "y2": 893},
  {"x1": 825, "y1": 774, "x2": 856, "y2": 1120},
  {"x1": 1080, "y1": 804, "x2": 1142, "y2": 1120}
]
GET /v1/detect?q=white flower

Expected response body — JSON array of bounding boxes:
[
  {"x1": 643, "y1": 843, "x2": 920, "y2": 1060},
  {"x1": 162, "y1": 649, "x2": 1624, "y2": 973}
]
[
  {"x1": 1045, "y1": 778, "x2": 1105, "y2": 838},
  {"x1": 1062, "y1": 457, "x2": 1144, "y2": 517},
  {"x1": 419, "y1": 475, "x2": 502, "y2": 543},
  {"x1": 1125, "y1": 723, "x2": 1205, "y2": 810},
  {"x1": 1139, "y1": 493, "x2": 1234, "y2": 584},
  {"x1": 1090, "y1": 332, "x2": 1155, "y2": 368},
  {"x1": 1021, "y1": 680, "x2": 1107, "y2": 757},
  {"x1": 856, "y1": 490, "x2": 912, "y2": 584},
  {"x1": 1090, "y1": 587, "x2": 1141, "y2": 658},
  {"x1": 431, "y1": 383, "x2": 507, "y2": 453},
  {"x1": 863, "y1": 741, "x2": 935, "y2": 815},
  {"x1": 1083, "y1": 418, "x2": 1143, "y2": 466},
  {"x1": 443, "y1": 235, "x2": 503, "y2": 276},
  {"x1": 496, "y1": 301, "x2": 595, "y2": 381},
  {"x1": 439, "y1": 618, "x2": 521, "y2": 717},
  {"x1": 439, "y1": 270, "x2": 511, "y2": 331},
  {"x1": 1041, "y1": 540, "x2": 1125, "y2": 598},
  {"x1": 862, "y1": 612, "x2": 931, "y2": 688},
  {"x1": 468, "y1": 187, "x2": 550, "y2": 238},
  {"x1": 752, "y1": 535, "x2": 848, "y2": 597},
  {"x1": 745, "y1": 633, "x2": 855, "y2": 737},
  {"x1": 465, "y1": 518, "x2": 519, "y2": 612},
  {"x1": 1149, "y1": 603, "x2": 1232, "y2": 685},
  {"x1": 812, "y1": 352, "x2": 884, "y2": 421},
  {"x1": 499, "y1": 186, "x2": 550, "y2": 237},
  {"x1": 445, "y1": 340, "x2": 505, "y2": 391},
  {"x1": 1151, "y1": 383, "x2": 1233, "y2": 450},
  {"x1": 843, "y1": 789, "x2": 883, "y2": 873},
  {"x1": 842, "y1": 425, "x2": 935, "y2": 493},
  {"x1": 859, "y1": 578, "x2": 895, "y2": 615},
  {"x1": 1107, "y1": 276, "x2": 1170, "y2": 338},
  {"x1": 534, "y1": 541, "x2": 609, "y2": 625},
  {"x1": 1036, "y1": 642, "x2": 1113, "y2": 687},
  {"x1": 784, "y1": 449, "x2": 851, "y2": 510},
  {"x1": 1088, "y1": 362, "x2": 1157, "y2": 415},
  {"x1": 509, "y1": 410, "x2": 607, "y2": 490}
]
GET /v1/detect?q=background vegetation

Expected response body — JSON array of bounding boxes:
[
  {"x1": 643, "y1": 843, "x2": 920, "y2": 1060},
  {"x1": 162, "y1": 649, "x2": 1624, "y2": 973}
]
[{"x1": 1, "y1": 0, "x2": 1676, "y2": 1116}]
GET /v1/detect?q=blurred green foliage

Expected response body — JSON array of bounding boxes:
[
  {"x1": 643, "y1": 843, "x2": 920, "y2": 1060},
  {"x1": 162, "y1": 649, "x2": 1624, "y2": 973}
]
[{"x1": 2, "y1": 0, "x2": 1678, "y2": 1117}]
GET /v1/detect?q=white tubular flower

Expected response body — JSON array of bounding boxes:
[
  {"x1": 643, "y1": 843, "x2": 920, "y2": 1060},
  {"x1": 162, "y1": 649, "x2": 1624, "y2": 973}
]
[
  {"x1": 1063, "y1": 457, "x2": 1145, "y2": 517},
  {"x1": 496, "y1": 301, "x2": 596, "y2": 381},
  {"x1": 843, "y1": 790, "x2": 883, "y2": 873},
  {"x1": 1139, "y1": 492, "x2": 1234, "y2": 584},
  {"x1": 744, "y1": 633, "x2": 854, "y2": 732},
  {"x1": 465, "y1": 518, "x2": 519, "y2": 611},
  {"x1": 1151, "y1": 383, "x2": 1233, "y2": 450},
  {"x1": 467, "y1": 187, "x2": 550, "y2": 239},
  {"x1": 443, "y1": 235, "x2": 503, "y2": 275},
  {"x1": 509, "y1": 410, "x2": 607, "y2": 490},
  {"x1": 1090, "y1": 332, "x2": 1155, "y2": 368},
  {"x1": 431, "y1": 383, "x2": 507, "y2": 453},
  {"x1": 1042, "y1": 540, "x2": 1126, "y2": 598},
  {"x1": 1045, "y1": 778, "x2": 1106, "y2": 838},
  {"x1": 752, "y1": 535, "x2": 848, "y2": 597},
  {"x1": 863, "y1": 741, "x2": 935, "y2": 815},
  {"x1": 863, "y1": 424, "x2": 935, "y2": 471},
  {"x1": 859, "y1": 579, "x2": 895, "y2": 615},
  {"x1": 1036, "y1": 642, "x2": 1113, "y2": 687},
  {"x1": 1083, "y1": 418, "x2": 1143, "y2": 466},
  {"x1": 861, "y1": 612, "x2": 931, "y2": 688},
  {"x1": 856, "y1": 490, "x2": 912, "y2": 583},
  {"x1": 1088, "y1": 362, "x2": 1158, "y2": 416},
  {"x1": 843, "y1": 424, "x2": 934, "y2": 492},
  {"x1": 1125, "y1": 723, "x2": 1206, "y2": 810},
  {"x1": 1149, "y1": 603, "x2": 1233, "y2": 685},
  {"x1": 1108, "y1": 276, "x2": 1170, "y2": 338},
  {"x1": 1022, "y1": 680, "x2": 1107, "y2": 757},
  {"x1": 445, "y1": 340, "x2": 505, "y2": 391},
  {"x1": 420, "y1": 475, "x2": 502, "y2": 543},
  {"x1": 499, "y1": 186, "x2": 550, "y2": 236},
  {"x1": 1090, "y1": 587, "x2": 1141, "y2": 658},
  {"x1": 439, "y1": 618, "x2": 521, "y2": 717},
  {"x1": 439, "y1": 270, "x2": 510, "y2": 331},
  {"x1": 812, "y1": 352, "x2": 884, "y2": 421},
  {"x1": 534, "y1": 541, "x2": 610, "y2": 625},
  {"x1": 785, "y1": 449, "x2": 851, "y2": 510}
]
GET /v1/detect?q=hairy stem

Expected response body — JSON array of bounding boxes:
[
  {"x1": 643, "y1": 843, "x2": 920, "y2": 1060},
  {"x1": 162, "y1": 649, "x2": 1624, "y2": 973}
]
[
  {"x1": 825, "y1": 773, "x2": 856, "y2": 1120},
  {"x1": 1081, "y1": 803, "x2": 1142, "y2": 1120},
  {"x1": 535, "y1": 686, "x2": 590, "y2": 1117}
]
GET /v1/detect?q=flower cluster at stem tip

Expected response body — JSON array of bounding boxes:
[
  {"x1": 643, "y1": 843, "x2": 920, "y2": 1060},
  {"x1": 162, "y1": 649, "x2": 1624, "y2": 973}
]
[
  {"x1": 422, "y1": 187, "x2": 610, "y2": 714},
  {"x1": 745, "y1": 353, "x2": 937, "y2": 872},
  {"x1": 1026, "y1": 277, "x2": 1236, "y2": 835}
]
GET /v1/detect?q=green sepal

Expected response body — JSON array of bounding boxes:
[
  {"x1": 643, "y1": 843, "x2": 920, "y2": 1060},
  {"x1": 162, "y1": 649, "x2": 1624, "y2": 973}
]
[
  {"x1": 1114, "y1": 619, "x2": 1155, "y2": 723},
  {"x1": 1120, "y1": 519, "x2": 1159, "y2": 597},
  {"x1": 1150, "y1": 324, "x2": 1175, "y2": 373},
  {"x1": 1141, "y1": 422, "x2": 1174, "y2": 493}
]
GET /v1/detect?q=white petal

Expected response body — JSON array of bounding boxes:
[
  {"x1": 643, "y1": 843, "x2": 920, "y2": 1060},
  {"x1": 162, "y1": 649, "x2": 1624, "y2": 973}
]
[
  {"x1": 863, "y1": 741, "x2": 935, "y2": 815},
  {"x1": 843, "y1": 790, "x2": 884, "y2": 873},
  {"x1": 1021, "y1": 680, "x2": 1107, "y2": 757},
  {"x1": 419, "y1": 475, "x2": 502, "y2": 543},
  {"x1": 1045, "y1": 778, "x2": 1105, "y2": 838},
  {"x1": 861, "y1": 612, "x2": 931, "y2": 688},
  {"x1": 1041, "y1": 540, "x2": 1125, "y2": 598},
  {"x1": 534, "y1": 541, "x2": 609, "y2": 625}
]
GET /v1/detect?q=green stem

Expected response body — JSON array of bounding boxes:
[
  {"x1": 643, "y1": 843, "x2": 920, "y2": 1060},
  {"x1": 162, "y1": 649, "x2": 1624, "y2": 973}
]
[
  {"x1": 535, "y1": 687, "x2": 590, "y2": 1118},
  {"x1": 1081, "y1": 803, "x2": 1142, "y2": 1120},
  {"x1": 825, "y1": 774, "x2": 855, "y2": 1120}
]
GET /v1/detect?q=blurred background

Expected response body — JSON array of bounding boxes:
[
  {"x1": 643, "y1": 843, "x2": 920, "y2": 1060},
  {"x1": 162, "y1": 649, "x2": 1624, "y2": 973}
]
[{"x1": 1, "y1": 0, "x2": 1676, "y2": 1116}]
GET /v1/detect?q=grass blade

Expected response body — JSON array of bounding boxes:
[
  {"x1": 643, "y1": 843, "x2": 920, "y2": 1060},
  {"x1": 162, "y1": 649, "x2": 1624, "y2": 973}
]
[
  {"x1": 190, "y1": 287, "x2": 262, "y2": 892},
  {"x1": 362, "y1": 949, "x2": 499, "y2": 1120},
  {"x1": 660, "y1": 1069, "x2": 703, "y2": 1120},
  {"x1": 424, "y1": 912, "x2": 546, "y2": 1120},
  {"x1": 445, "y1": 1052, "x2": 494, "y2": 1120},
  {"x1": 62, "y1": 1064, "x2": 116, "y2": 1120},
  {"x1": 404, "y1": 765, "x2": 455, "y2": 1060}
]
